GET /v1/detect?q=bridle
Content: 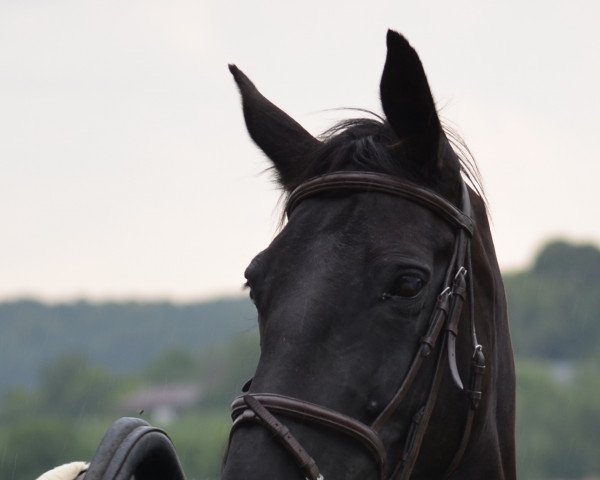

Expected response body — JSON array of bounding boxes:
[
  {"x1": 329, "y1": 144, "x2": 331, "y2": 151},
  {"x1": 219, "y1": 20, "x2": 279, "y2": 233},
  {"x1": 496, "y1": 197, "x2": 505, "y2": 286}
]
[
  {"x1": 227, "y1": 171, "x2": 486, "y2": 480},
  {"x1": 228, "y1": 172, "x2": 485, "y2": 480}
]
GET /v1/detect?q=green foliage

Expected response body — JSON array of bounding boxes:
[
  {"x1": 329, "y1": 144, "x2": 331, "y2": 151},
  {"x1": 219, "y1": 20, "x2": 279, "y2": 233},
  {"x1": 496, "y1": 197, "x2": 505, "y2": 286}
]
[
  {"x1": 145, "y1": 349, "x2": 200, "y2": 383},
  {"x1": 0, "y1": 417, "x2": 89, "y2": 480},
  {"x1": 195, "y1": 333, "x2": 260, "y2": 407},
  {"x1": 0, "y1": 334, "x2": 259, "y2": 480},
  {"x1": 532, "y1": 239, "x2": 600, "y2": 284},
  {"x1": 163, "y1": 411, "x2": 231, "y2": 480},
  {"x1": 140, "y1": 332, "x2": 259, "y2": 406},
  {"x1": 516, "y1": 360, "x2": 600, "y2": 479},
  {"x1": 38, "y1": 352, "x2": 117, "y2": 417},
  {"x1": 505, "y1": 240, "x2": 600, "y2": 360},
  {"x1": 0, "y1": 298, "x2": 256, "y2": 394}
]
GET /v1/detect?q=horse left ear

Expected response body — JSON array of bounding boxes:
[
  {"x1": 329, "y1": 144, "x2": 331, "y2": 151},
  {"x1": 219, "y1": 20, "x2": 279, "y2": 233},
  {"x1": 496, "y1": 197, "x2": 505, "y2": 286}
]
[
  {"x1": 229, "y1": 64, "x2": 322, "y2": 190},
  {"x1": 380, "y1": 30, "x2": 444, "y2": 176}
]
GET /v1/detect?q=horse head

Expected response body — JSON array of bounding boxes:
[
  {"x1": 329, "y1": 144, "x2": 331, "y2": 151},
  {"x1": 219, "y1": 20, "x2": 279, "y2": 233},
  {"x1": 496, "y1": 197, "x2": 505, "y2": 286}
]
[{"x1": 222, "y1": 30, "x2": 515, "y2": 480}]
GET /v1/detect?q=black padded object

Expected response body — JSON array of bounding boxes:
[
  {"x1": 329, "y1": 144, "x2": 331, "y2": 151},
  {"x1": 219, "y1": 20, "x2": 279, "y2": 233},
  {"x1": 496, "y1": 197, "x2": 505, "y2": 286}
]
[{"x1": 78, "y1": 417, "x2": 185, "y2": 480}]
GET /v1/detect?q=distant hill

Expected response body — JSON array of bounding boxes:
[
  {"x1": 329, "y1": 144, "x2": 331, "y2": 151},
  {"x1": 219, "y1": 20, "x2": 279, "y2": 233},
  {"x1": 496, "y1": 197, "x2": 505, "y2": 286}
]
[{"x1": 0, "y1": 297, "x2": 256, "y2": 393}]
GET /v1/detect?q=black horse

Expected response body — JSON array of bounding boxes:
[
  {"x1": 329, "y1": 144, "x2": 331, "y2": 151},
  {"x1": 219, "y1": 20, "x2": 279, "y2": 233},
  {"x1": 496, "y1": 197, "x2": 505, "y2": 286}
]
[
  {"x1": 48, "y1": 30, "x2": 515, "y2": 480},
  {"x1": 222, "y1": 30, "x2": 515, "y2": 480}
]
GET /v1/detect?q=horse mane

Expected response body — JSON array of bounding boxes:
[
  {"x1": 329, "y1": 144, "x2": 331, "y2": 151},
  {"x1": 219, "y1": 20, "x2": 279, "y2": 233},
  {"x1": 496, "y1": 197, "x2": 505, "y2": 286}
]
[{"x1": 441, "y1": 120, "x2": 487, "y2": 206}]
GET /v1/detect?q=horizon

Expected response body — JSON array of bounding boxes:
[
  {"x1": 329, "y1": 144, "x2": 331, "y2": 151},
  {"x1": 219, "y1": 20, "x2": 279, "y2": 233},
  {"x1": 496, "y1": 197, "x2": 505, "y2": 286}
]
[{"x1": 4, "y1": 236, "x2": 597, "y2": 304}]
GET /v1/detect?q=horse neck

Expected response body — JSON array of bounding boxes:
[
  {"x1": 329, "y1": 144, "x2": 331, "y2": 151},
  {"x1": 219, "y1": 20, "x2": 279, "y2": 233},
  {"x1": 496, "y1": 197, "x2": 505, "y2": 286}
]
[{"x1": 458, "y1": 200, "x2": 516, "y2": 480}]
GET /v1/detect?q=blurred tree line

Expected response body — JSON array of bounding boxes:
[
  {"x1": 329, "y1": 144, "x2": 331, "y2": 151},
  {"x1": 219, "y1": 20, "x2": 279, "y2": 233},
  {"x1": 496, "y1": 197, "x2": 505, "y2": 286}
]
[
  {"x1": 0, "y1": 239, "x2": 598, "y2": 479},
  {"x1": 505, "y1": 239, "x2": 600, "y2": 479}
]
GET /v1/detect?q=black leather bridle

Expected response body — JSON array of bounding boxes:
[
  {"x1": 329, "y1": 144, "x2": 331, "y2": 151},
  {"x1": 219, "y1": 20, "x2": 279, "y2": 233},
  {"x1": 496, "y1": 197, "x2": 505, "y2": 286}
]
[{"x1": 228, "y1": 171, "x2": 486, "y2": 480}]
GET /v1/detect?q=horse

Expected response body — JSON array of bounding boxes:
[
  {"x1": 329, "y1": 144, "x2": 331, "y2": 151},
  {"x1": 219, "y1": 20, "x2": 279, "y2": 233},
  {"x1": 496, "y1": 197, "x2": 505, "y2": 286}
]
[
  {"x1": 37, "y1": 29, "x2": 515, "y2": 480},
  {"x1": 222, "y1": 30, "x2": 515, "y2": 480}
]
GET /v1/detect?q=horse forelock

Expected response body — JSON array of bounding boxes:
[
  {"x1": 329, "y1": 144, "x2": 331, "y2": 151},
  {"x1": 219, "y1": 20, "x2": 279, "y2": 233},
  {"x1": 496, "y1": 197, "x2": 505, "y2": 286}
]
[{"x1": 274, "y1": 113, "x2": 487, "y2": 218}]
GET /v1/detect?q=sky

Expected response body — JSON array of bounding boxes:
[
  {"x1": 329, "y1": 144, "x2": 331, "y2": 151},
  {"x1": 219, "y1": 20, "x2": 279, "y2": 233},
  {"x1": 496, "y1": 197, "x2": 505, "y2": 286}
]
[{"x1": 1, "y1": 1, "x2": 598, "y2": 302}]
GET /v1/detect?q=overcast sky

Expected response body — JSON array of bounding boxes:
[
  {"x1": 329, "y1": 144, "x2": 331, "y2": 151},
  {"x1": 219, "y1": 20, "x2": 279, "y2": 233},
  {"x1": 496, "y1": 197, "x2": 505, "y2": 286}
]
[{"x1": 1, "y1": 1, "x2": 598, "y2": 301}]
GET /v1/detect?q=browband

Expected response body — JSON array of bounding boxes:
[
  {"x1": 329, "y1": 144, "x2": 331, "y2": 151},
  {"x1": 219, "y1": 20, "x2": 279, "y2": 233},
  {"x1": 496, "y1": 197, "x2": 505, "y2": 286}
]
[{"x1": 286, "y1": 171, "x2": 474, "y2": 236}]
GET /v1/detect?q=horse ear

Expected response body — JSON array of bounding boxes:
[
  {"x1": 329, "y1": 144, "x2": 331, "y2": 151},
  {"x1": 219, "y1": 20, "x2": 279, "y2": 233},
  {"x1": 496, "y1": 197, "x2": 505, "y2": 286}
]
[
  {"x1": 229, "y1": 64, "x2": 321, "y2": 190},
  {"x1": 380, "y1": 30, "x2": 443, "y2": 175}
]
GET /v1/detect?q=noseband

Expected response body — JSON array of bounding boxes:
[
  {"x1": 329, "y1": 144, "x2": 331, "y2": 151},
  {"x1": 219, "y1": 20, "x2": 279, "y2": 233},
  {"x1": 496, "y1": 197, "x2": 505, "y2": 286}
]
[{"x1": 227, "y1": 171, "x2": 486, "y2": 480}]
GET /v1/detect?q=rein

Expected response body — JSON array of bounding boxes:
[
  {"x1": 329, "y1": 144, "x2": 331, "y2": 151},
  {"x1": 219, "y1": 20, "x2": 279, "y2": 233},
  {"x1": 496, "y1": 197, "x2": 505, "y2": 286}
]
[{"x1": 227, "y1": 171, "x2": 486, "y2": 480}]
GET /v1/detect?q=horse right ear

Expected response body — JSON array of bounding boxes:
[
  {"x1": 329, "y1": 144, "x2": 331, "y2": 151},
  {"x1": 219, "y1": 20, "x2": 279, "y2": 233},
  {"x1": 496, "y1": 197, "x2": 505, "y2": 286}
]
[
  {"x1": 380, "y1": 30, "x2": 444, "y2": 177},
  {"x1": 229, "y1": 65, "x2": 321, "y2": 190}
]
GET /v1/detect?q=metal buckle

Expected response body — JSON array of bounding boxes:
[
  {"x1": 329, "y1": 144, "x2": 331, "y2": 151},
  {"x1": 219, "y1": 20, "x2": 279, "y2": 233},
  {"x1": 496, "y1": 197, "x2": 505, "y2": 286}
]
[
  {"x1": 454, "y1": 266, "x2": 467, "y2": 281},
  {"x1": 438, "y1": 286, "x2": 451, "y2": 299}
]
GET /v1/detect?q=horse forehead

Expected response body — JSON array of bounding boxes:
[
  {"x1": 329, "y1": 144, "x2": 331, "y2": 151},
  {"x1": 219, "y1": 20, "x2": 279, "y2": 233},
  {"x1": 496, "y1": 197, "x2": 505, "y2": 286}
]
[{"x1": 281, "y1": 193, "x2": 452, "y2": 252}]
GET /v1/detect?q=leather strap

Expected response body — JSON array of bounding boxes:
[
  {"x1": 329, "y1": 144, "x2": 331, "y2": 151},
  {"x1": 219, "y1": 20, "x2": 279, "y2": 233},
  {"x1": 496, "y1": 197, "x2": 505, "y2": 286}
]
[
  {"x1": 371, "y1": 288, "x2": 450, "y2": 431},
  {"x1": 231, "y1": 394, "x2": 387, "y2": 479},
  {"x1": 442, "y1": 347, "x2": 486, "y2": 478},
  {"x1": 392, "y1": 336, "x2": 449, "y2": 480},
  {"x1": 286, "y1": 172, "x2": 474, "y2": 235},
  {"x1": 446, "y1": 267, "x2": 468, "y2": 390},
  {"x1": 239, "y1": 395, "x2": 323, "y2": 480}
]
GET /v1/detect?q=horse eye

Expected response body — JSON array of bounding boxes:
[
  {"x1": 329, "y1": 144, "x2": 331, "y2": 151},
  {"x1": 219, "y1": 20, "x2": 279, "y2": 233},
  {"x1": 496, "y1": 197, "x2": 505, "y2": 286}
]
[{"x1": 389, "y1": 275, "x2": 424, "y2": 298}]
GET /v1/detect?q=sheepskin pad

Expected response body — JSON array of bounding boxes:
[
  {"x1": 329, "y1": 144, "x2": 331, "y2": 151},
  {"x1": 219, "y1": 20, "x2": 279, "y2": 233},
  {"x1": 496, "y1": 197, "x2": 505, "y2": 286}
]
[{"x1": 36, "y1": 461, "x2": 88, "y2": 480}]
